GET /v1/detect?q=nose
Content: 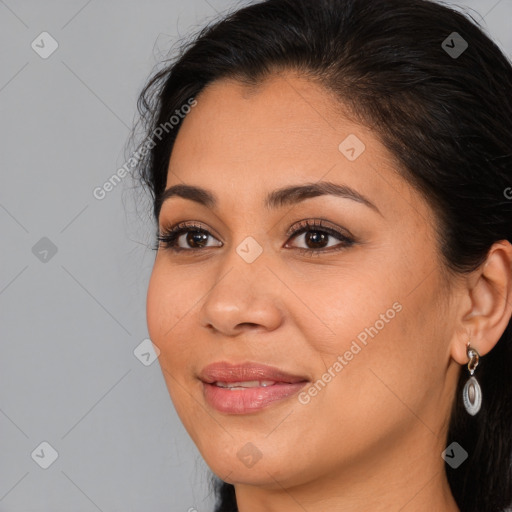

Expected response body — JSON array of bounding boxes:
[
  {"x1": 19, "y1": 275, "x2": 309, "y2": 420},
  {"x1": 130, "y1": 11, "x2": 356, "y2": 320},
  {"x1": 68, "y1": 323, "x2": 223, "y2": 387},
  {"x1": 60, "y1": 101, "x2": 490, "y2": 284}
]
[{"x1": 198, "y1": 245, "x2": 284, "y2": 337}]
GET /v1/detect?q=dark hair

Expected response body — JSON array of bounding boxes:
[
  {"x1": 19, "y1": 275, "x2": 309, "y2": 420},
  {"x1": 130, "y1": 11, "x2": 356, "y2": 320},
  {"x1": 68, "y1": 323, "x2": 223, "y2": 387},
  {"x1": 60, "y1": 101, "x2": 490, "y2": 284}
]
[{"x1": 134, "y1": 0, "x2": 512, "y2": 510}]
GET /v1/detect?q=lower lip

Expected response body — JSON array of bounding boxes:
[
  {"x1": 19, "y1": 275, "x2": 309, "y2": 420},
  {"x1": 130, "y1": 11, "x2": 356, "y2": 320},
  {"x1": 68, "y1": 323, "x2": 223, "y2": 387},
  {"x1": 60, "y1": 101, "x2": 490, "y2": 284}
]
[{"x1": 202, "y1": 381, "x2": 308, "y2": 414}]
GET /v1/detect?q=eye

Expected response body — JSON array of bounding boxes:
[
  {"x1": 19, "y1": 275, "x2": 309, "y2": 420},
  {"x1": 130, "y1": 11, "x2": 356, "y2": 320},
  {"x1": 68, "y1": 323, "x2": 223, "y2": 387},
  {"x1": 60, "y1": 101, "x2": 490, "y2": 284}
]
[
  {"x1": 284, "y1": 219, "x2": 355, "y2": 256},
  {"x1": 155, "y1": 219, "x2": 355, "y2": 256},
  {"x1": 155, "y1": 221, "x2": 222, "y2": 252}
]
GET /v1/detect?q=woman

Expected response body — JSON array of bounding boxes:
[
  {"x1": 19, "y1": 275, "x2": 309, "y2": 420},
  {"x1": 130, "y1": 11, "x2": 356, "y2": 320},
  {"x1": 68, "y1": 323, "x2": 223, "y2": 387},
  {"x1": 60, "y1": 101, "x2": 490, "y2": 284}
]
[{"x1": 134, "y1": 0, "x2": 512, "y2": 510}]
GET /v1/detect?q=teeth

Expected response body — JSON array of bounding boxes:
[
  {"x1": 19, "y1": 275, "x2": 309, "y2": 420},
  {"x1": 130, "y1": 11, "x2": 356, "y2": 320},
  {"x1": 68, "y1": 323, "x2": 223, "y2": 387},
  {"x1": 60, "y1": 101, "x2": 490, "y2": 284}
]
[{"x1": 215, "y1": 380, "x2": 276, "y2": 389}]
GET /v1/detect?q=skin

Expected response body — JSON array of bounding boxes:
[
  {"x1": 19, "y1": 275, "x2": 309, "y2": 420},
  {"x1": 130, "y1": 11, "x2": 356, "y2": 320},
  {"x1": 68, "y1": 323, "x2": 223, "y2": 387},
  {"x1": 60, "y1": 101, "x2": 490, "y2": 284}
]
[{"x1": 146, "y1": 71, "x2": 512, "y2": 512}]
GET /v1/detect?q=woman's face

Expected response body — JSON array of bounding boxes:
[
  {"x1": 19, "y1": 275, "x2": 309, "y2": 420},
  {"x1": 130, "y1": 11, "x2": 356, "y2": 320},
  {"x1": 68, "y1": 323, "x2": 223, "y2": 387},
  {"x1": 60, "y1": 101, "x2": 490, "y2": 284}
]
[{"x1": 146, "y1": 73, "x2": 461, "y2": 492}]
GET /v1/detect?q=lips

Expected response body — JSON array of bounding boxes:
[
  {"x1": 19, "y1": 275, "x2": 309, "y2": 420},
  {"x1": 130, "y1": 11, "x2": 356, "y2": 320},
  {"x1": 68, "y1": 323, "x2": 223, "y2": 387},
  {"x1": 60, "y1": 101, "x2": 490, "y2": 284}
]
[
  {"x1": 199, "y1": 361, "x2": 308, "y2": 385},
  {"x1": 215, "y1": 380, "x2": 276, "y2": 389},
  {"x1": 198, "y1": 362, "x2": 309, "y2": 414}
]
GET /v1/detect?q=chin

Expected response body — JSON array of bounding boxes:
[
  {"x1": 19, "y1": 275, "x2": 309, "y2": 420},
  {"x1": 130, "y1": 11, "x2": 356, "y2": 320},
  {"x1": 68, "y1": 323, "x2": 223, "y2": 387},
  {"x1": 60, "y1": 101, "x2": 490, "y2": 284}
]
[{"x1": 201, "y1": 439, "x2": 312, "y2": 489}]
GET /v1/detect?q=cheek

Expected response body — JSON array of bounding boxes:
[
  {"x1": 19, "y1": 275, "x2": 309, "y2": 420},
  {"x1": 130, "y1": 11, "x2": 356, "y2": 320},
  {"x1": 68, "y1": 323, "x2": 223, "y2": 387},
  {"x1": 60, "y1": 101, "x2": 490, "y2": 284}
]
[
  {"x1": 146, "y1": 262, "x2": 198, "y2": 346},
  {"x1": 304, "y1": 260, "x2": 443, "y2": 410},
  {"x1": 298, "y1": 265, "x2": 402, "y2": 356},
  {"x1": 146, "y1": 262, "x2": 209, "y2": 404},
  {"x1": 146, "y1": 268, "x2": 171, "y2": 346},
  {"x1": 329, "y1": 282, "x2": 445, "y2": 422},
  {"x1": 146, "y1": 266, "x2": 197, "y2": 410}
]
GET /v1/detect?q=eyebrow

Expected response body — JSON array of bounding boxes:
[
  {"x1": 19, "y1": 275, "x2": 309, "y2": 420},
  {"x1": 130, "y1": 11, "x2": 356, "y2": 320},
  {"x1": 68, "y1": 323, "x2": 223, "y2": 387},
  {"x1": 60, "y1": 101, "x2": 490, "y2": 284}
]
[{"x1": 157, "y1": 181, "x2": 381, "y2": 216}]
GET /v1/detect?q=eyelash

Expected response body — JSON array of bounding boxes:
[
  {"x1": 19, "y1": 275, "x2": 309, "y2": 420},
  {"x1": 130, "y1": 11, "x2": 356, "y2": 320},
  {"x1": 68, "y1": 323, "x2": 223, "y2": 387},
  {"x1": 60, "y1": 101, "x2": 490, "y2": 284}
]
[{"x1": 154, "y1": 219, "x2": 355, "y2": 257}]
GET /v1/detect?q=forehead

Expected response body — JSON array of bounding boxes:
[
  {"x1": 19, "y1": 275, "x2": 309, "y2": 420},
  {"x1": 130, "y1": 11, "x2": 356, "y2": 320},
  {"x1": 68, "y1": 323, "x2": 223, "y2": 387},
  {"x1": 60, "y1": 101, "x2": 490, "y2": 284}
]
[
  {"x1": 165, "y1": 73, "x2": 433, "y2": 231},
  {"x1": 171, "y1": 73, "x2": 347, "y2": 165},
  {"x1": 170, "y1": 74, "x2": 366, "y2": 182}
]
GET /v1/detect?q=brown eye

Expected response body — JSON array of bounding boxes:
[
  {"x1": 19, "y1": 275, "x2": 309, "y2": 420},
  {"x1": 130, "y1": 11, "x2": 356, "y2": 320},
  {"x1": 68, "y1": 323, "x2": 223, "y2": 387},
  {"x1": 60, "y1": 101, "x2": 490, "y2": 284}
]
[
  {"x1": 156, "y1": 222, "x2": 222, "y2": 252},
  {"x1": 286, "y1": 220, "x2": 355, "y2": 255},
  {"x1": 184, "y1": 230, "x2": 209, "y2": 248},
  {"x1": 303, "y1": 230, "x2": 329, "y2": 249}
]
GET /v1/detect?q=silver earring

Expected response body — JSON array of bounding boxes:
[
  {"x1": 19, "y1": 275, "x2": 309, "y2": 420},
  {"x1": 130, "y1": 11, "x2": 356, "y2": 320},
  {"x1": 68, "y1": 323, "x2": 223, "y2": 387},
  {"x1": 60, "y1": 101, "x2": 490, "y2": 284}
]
[{"x1": 462, "y1": 342, "x2": 482, "y2": 416}]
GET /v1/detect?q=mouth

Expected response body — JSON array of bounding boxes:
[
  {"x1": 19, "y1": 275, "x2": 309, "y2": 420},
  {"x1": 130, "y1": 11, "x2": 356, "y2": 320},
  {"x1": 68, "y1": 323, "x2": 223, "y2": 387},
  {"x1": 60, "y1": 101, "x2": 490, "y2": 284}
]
[
  {"x1": 198, "y1": 362, "x2": 309, "y2": 414},
  {"x1": 214, "y1": 380, "x2": 279, "y2": 389}
]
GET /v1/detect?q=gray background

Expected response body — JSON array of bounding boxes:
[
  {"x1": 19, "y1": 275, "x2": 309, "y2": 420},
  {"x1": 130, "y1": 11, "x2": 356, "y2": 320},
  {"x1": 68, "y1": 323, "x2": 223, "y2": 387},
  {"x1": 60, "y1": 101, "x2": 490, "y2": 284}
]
[{"x1": 0, "y1": 1, "x2": 510, "y2": 511}]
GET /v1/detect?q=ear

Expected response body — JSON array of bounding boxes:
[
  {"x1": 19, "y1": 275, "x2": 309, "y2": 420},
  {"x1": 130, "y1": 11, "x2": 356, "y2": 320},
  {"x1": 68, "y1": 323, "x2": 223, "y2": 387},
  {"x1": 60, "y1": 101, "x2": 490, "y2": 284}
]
[{"x1": 450, "y1": 240, "x2": 512, "y2": 365}]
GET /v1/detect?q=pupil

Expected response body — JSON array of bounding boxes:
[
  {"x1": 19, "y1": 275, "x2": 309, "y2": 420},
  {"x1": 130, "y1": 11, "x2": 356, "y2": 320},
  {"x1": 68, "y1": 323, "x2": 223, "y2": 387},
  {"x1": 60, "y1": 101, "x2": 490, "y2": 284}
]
[
  {"x1": 306, "y1": 231, "x2": 327, "y2": 248},
  {"x1": 187, "y1": 230, "x2": 208, "y2": 247}
]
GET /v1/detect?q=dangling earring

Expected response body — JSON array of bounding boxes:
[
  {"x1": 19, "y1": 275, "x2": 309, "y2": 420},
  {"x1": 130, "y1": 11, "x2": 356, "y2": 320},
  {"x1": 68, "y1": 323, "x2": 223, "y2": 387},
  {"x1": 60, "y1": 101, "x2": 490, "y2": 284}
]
[{"x1": 462, "y1": 342, "x2": 482, "y2": 416}]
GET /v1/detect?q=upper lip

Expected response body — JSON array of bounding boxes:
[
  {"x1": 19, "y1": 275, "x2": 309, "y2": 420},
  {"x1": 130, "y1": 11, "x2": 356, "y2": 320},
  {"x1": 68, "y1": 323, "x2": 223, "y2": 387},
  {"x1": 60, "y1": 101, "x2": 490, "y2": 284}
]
[{"x1": 199, "y1": 362, "x2": 309, "y2": 384}]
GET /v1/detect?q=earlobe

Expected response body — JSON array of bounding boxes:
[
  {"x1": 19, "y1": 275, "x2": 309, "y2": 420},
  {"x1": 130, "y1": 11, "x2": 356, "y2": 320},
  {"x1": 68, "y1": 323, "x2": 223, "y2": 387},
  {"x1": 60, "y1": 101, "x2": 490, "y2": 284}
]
[
  {"x1": 452, "y1": 240, "x2": 512, "y2": 363},
  {"x1": 450, "y1": 326, "x2": 472, "y2": 365}
]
